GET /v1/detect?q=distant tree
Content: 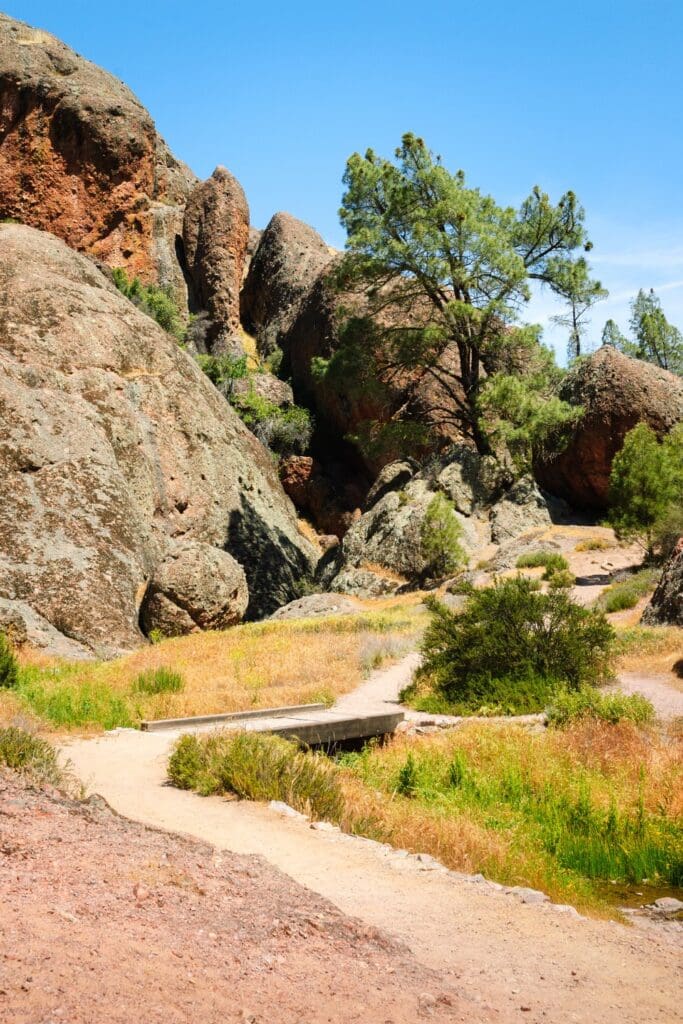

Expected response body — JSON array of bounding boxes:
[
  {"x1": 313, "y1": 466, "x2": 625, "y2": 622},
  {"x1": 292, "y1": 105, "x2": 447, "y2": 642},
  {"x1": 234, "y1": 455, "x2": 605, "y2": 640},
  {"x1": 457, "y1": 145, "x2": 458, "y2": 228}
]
[
  {"x1": 607, "y1": 423, "x2": 683, "y2": 558},
  {"x1": 550, "y1": 257, "x2": 608, "y2": 361},
  {"x1": 333, "y1": 133, "x2": 604, "y2": 456},
  {"x1": 601, "y1": 291, "x2": 683, "y2": 375},
  {"x1": 601, "y1": 318, "x2": 631, "y2": 352}
]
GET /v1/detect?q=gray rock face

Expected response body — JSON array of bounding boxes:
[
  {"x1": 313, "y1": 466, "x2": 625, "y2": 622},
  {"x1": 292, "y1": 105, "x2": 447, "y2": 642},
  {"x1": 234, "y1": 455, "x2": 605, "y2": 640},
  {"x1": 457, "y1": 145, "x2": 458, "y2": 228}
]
[
  {"x1": 269, "y1": 594, "x2": 359, "y2": 621},
  {"x1": 0, "y1": 225, "x2": 316, "y2": 656},
  {"x1": 240, "y1": 212, "x2": 332, "y2": 356},
  {"x1": 490, "y1": 477, "x2": 569, "y2": 544},
  {"x1": 182, "y1": 167, "x2": 250, "y2": 353},
  {"x1": 140, "y1": 541, "x2": 248, "y2": 636},
  {"x1": 642, "y1": 538, "x2": 683, "y2": 626},
  {"x1": 365, "y1": 461, "x2": 417, "y2": 510},
  {"x1": 232, "y1": 373, "x2": 294, "y2": 408}
]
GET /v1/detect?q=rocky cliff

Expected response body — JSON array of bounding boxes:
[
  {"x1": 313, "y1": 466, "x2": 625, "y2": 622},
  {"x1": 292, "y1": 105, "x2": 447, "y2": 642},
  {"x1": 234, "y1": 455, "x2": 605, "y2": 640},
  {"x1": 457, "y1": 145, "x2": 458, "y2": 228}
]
[{"x1": 0, "y1": 225, "x2": 315, "y2": 656}]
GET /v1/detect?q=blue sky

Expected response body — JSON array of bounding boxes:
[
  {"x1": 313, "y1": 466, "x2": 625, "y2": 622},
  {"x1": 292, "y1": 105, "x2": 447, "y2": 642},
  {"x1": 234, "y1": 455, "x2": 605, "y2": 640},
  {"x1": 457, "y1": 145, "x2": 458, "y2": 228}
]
[{"x1": 4, "y1": 0, "x2": 683, "y2": 362}]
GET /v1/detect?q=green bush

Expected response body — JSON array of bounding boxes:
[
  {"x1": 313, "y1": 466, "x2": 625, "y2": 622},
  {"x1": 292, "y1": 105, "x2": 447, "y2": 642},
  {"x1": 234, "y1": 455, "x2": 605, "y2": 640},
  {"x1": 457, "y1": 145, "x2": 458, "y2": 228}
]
[
  {"x1": 231, "y1": 389, "x2": 313, "y2": 457},
  {"x1": 597, "y1": 566, "x2": 660, "y2": 613},
  {"x1": 132, "y1": 667, "x2": 184, "y2": 695},
  {"x1": 195, "y1": 352, "x2": 248, "y2": 393},
  {"x1": 0, "y1": 727, "x2": 64, "y2": 784},
  {"x1": 547, "y1": 568, "x2": 576, "y2": 589},
  {"x1": 168, "y1": 731, "x2": 344, "y2": 821},
  {"x1": 547, "y1": 687, "x2": 655, "y2": 728},
  {"x1": 420, "y1": 493, "x2": 467, "y2": 580},
  {"x1": 415, "y1": 577, "x2": 614, "y2": 714},
  {"x1": 112, "y1": 267, "x2": 185, "y2": 341},
  {"x1": 404, "y1": 670, "x2": 556, "y2": 716},
  {"x1": 0, "y1": 632, "x2": 19, "y2": 689}
]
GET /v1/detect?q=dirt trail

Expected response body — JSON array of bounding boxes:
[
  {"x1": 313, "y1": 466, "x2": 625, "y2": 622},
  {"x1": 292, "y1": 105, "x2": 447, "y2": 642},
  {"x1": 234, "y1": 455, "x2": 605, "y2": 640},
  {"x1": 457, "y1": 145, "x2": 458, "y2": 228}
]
[{"x1": 65, "y1": 657, "x2": 681, "y2": 1024}]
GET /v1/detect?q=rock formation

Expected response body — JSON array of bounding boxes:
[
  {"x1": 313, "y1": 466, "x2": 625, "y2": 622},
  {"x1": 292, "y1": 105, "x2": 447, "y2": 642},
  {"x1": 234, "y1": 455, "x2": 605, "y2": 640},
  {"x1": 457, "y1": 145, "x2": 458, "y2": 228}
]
[
  {"x1": 0, "y1": 14, "x2": 196, "y2": 305},
  {"x1": 535, "y1": 347, "x2": 683, "y2": 509},
  {"x1": 241, "y1": 211, "x2": 333, "y2": 355},
  {"x1": 642, "y1": 538, "x2": 683, "y2": 627},
  {"x1": 140, "y1": 541, "x2": 248, "y2": 637},
  {"x1": 0, "y1": 225, "x2": 316, "y2": 656},
  {"x1": 182, "y1": 167, "x2": 250, "y2": 352},
  {"x1": 279, "y1": 456, "x2": 363, "y2": 539}
]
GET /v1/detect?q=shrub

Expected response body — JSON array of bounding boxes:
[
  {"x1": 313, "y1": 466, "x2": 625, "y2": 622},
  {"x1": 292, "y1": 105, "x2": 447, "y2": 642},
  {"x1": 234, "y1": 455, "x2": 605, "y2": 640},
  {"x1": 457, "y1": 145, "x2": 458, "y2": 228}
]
[
  {"x1": 112, "y1": 267, "x2": 185, "y2": 341},
  {"x1": 420, "y1": 494, "x2": 467, "y2": 580},
  {"x1": 195, "y1": 352, "x2": 248, "y2": 395},
  {"x1": 168, "y1": 731, "x2": 344, "y2": 821},
  {"x1": 547, "y1": 687, "x2": 655, "y2": 728},
  {"x1": 416, "y1": 577, "x2": 614, "y2": 713},
  {"x1": 597, "y1": 566, "x2": 660, "y2": 613},
  {"x1": 0, "y1": 727, "x2": 64, "y2": 784},
  {"x1": 132, "y1": 667, "x2": 184, "y2": 695},
  {"x1": 547, "y1": 568, "x2": 576, "y2": 589},
  {"x1": 231, "y1": 389, "x2": 313, "y2": 457},
  {"x1": 575, "y1": 537, "x2": 611, "y2": 552},
  {"x1": 0, "y1": 632, "x2": 19, "y2": 689}
]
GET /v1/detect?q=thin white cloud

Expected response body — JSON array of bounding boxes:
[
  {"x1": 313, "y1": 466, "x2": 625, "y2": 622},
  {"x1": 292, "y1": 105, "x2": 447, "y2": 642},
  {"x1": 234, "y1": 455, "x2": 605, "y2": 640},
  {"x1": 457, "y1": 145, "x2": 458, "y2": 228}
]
[
  {"x1": 590, "y1": 247, "x2": 683, "y2": 269},
  {"x1": 606, "y1": 278, "x2": 683, "y2": 303}
]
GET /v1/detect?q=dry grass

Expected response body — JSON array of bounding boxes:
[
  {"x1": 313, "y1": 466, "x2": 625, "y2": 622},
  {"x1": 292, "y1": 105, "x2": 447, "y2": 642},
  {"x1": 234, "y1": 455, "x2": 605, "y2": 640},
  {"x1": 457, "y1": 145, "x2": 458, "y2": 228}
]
[
  {"x1": 4, "y1": 605, "x2": 426, "y2": 732},
  {"x1": 615, "y1": 623, "x2": 683, "y2": 686}
]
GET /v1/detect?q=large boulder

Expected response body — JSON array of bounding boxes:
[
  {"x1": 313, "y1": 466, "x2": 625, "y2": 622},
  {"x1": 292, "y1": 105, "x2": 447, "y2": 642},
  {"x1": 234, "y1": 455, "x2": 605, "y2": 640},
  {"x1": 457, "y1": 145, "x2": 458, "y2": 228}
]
[
  {"x1": 140, "y1": 541, "x2": 248, "y2": 637},
  {"x1": 0, "y1": 14, "x2": 195, "y2": 306},
  {"x1": 182, "y1": 167, "x2": 250, "y2": 353},
  {"x1": 535, "y1": 347, "x2": 683, "y2": 509},
  {"x1": 0, "y1": 225, "x2": 316, "y2": 656},
  {"x1": 642, "y1": 539, "x2": 683, "y2": 627},
  {"x1": 489, "y1": 477, "x2": 570, "y2": 544},
  {"x1": 240, "y1": 212, "x2": 332, "y2": 356}
]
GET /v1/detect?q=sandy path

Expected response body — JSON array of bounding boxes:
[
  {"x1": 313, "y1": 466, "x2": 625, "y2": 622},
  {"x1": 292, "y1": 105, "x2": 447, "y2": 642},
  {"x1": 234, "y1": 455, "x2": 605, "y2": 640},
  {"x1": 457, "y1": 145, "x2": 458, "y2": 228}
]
[
  {"x1": 64, "y1": 705, "x2": 680, "y2": 1024},
  {"x1": 612, "y1": 672, "x2": 683, "y2": 718}
]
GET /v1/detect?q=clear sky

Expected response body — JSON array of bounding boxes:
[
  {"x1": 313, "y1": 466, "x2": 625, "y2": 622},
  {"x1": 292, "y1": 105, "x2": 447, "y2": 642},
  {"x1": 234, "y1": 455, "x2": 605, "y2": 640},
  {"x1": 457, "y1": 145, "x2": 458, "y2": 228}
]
[{"x1": 3, "y1": 0, "x2": 683, "y2": 362}]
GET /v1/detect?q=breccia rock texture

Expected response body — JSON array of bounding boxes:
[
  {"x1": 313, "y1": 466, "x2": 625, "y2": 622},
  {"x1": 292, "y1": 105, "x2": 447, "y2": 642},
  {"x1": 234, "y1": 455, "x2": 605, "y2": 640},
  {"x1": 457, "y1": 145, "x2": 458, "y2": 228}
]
[
  {"x1": 535, "y1": 346, "x2": 683, "y2": 509},
  {"x1": 0, "y1": 225, "x2": 316, "y2": 656},
  {"x1": 182, "y1": 167, "x2": 250, "y2": 352},
  {"x1": 140, "y1": 541, "x2": 248, "y2": 637},
  {"x1": 642, "y1": 538, "x2": 683, "y2": 627},
  {"x1": 241, "y1": 211, "x2": 333, "y2": 356},
  {"x1": 0, "y1": 13, "x2": 196, "y2": 304}
]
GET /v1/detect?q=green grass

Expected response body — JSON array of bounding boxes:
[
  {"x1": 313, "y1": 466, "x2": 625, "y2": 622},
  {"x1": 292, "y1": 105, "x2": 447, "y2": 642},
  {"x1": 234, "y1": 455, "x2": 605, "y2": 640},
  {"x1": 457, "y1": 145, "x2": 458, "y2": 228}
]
[
  {"x1": 402, "y1": 671, "x2": 556, "y2": 716},
  {"x1": 16, "y1": 676, "x2": 136, "y2": 730},
  {"x1": 168, "y1": 731, "x2": 344, "y2": 821},
  {"x1": 546, "y1": 687, "x2": 655, "y2": 727},
  {"x1": 597, "y1": 566, "x2": 660, "y2": 613},
  {"x1": 132, "y1": 668, "x2": 184, "y2": 695},
  {"x1": 515, "y1": 551, "x2": 570, "y2": 579},
  {"x1": 0, "y1": 727, "x2": 65, "y2": 785}
]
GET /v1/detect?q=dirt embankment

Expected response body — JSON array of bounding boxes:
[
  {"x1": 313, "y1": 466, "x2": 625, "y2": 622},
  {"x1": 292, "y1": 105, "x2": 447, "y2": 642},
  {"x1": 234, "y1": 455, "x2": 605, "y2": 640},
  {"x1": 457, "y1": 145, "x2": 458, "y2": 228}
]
[{"x1": 0, "y1": 770, "x2": 471, "y2": 1024}]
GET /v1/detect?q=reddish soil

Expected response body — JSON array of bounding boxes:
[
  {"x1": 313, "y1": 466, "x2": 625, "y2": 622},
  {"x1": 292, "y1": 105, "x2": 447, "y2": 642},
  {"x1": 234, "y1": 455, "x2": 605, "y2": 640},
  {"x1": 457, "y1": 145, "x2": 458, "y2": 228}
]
[{"x1": 0, "y1": 770, "x2": 472, "y2": 1024}]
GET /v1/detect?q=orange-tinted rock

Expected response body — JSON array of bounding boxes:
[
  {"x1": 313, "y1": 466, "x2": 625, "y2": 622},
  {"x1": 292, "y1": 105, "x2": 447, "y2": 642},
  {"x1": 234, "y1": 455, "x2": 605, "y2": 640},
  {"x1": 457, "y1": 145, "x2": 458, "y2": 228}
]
[
  {"x1": 0, "y1": 13, "x2": 195, "y2": 302},
  {"x1": 535, "y1": 347, "x2": 683, "y2": 509},
  {"x1": 182, "y1": 167, "x2": 250, "y2": 352},
  {"x1": 280, "y1": 455, "x2": 363, "y2": 539}
]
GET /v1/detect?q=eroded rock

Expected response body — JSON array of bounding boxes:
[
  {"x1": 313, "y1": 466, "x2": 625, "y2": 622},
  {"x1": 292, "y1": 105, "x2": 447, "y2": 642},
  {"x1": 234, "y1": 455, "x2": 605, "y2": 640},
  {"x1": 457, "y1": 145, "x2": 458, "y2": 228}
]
[{"x1": 642, "y1": 537, "x2": 683, "y2": 626}]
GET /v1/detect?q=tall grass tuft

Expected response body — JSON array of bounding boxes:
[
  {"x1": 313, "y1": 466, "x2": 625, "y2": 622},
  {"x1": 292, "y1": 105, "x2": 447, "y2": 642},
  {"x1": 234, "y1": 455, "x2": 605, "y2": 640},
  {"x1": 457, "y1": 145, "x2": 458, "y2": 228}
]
[
  {"x1": 132, "y1": 668, "x2": 184, "y2": 695},
  {"x1": 0, "y1": 727, "x2": 64, "y2": 785}
]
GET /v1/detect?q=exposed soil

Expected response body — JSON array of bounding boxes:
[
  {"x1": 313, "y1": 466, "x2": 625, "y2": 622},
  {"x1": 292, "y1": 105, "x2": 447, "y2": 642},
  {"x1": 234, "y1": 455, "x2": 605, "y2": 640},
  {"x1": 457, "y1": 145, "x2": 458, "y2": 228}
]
[{"x1": 0, "y1": 770, "x2": 470, "y2": 1024}]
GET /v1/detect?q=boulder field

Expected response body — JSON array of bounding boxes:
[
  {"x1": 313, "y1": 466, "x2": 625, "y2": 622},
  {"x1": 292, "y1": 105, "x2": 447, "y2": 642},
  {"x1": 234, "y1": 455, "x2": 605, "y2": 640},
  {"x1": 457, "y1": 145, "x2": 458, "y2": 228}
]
[{"x1": 0, "y1": 225, "x2": 315, "y2": 656}]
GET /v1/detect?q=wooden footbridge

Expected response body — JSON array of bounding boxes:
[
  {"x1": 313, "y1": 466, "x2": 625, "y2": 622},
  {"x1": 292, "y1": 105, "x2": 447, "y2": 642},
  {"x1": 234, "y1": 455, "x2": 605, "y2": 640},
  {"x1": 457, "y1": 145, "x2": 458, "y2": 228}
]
[{"x1": 141, "y1": 702, "x2": 404, "y2": 746}]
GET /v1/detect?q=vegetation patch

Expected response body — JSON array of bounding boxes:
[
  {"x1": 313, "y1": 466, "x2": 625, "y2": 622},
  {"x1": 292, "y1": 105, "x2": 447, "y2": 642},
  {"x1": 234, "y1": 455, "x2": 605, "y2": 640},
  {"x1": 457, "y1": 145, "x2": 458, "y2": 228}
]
[
  {"x1": 546, "y1": 687, "x2": 655, "y2": 727},
  {"x1": 112, "y1": 267, "x2": 185, "y2": 341},
  {"x1": 0, "y1": 727, "x2": 64, "y2": 785},
  {"x1": 597, "y1": 566, "x2": 660, "y2": 613},
  {"x1": 404, "y1": 579, "x2": 614, "y2": 716},
  {"x1": 0, "y1": 633, "x2": 19, "y2": 689},
  {"x1": 2, "y1": 606, "x2": 425, "y2": 732},
  {"x1": 575, "y1": 537, "x2": 612, "y2": 552},
  {"x1": 168, "y1": 731, "x2": 344, "y2": 821},
  {"x1": 515, "y1": 550, "x2": 570, "y2": 580}
]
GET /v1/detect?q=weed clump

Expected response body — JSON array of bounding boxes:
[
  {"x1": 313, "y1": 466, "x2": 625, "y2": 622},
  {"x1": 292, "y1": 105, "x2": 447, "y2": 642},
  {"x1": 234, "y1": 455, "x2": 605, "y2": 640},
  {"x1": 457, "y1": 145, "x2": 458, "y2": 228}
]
[
  {"x1": 546, "y1": 688, "x2": 655, "y2": 727},
  {"x1": 0, "y1": 633, "x2": 19, "y2": 689},
  {"x1": 516, "y1": 550, "x2": 570, "y2": 580},
  {"x1": 168, "y1": 731, "x2": 344, "y2": 821},
  {"x1": 597, "y1": 566, "x2": 660, "y2": 613},
  {"x1": 0, "y1": 727, "x2": 63, "y2": 784},
  {"x1": 132, "y1": 667, "x2": 184, "y2": 695}
]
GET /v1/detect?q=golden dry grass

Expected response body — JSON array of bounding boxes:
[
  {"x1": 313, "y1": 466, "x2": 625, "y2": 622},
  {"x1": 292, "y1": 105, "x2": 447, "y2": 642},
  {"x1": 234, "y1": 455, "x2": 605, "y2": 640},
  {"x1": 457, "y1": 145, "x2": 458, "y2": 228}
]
[{"x1": 5, "y1": 605, "x2": 427, "y2": 731}]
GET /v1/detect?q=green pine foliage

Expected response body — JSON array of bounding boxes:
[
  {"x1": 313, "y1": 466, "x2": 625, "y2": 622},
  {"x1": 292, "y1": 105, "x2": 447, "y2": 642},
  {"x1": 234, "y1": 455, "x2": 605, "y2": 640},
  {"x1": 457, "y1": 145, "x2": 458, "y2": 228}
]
[
  {"x1": 607, "y1": 423, "x2": 683, "y2": 557},
  {"x1": 420, "y1": 494, "x2": 467, "y2": 580},
  {"x1": 601, "y1": 289, "x2": 683, "y2": 375}
]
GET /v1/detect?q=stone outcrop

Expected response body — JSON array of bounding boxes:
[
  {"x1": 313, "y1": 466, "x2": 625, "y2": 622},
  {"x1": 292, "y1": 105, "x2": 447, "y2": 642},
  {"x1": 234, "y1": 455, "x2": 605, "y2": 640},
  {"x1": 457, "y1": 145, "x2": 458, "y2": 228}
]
[
  {"x1": 642, "y1": 538, "x2": 683, "y2": 627},
  {"x1": 489, "y1": 477, "x2": 570, "y2": 544},
  {"x1": 0, "y1": 225, "x2": 316, "y2": 656},
  {"x1": 269, "y1": 593, "x2": 359, "y2": 621},
  {"x1": 140, "y1": 541, "x2": 248, "y2": 637},
  {"x1": 241, "y1": 212, "x2": 332, "y2": 355},
  {"x1": 182, "y1": 167, "x2": 250, "y2": 352},
  {"x1": 279, "y1": 456, "x2": 364, "y2": 539},
  {"x1": 0, "y1": 13, "x2": 196, "y2": 305},
  {"x1": 535, "y1": 347, "x2": 683, "y2": 509},
  {"x1": 232, "y1": 372, "x2": 293, "y2": 408}
]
